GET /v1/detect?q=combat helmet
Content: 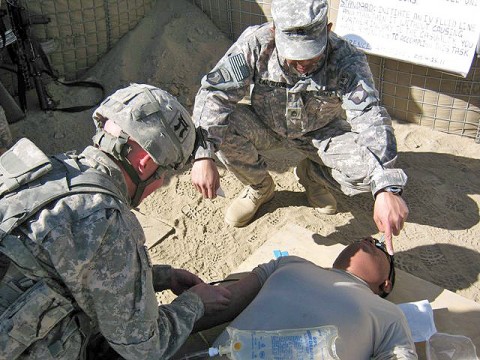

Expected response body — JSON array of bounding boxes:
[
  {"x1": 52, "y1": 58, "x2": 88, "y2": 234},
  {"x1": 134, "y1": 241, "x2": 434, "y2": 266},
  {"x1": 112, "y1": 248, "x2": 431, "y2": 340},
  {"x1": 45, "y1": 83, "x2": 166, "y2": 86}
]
[{"x1": 92, "y1": 83, "x2": 195, "y2": 206}]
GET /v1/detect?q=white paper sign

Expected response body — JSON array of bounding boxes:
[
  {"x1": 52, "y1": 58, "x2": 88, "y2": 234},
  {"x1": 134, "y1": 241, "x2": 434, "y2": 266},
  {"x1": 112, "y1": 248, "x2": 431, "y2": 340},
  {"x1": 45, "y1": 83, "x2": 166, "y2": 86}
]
[{"x1": 335, "y1": 0, "x2": 480, "y2": 77}]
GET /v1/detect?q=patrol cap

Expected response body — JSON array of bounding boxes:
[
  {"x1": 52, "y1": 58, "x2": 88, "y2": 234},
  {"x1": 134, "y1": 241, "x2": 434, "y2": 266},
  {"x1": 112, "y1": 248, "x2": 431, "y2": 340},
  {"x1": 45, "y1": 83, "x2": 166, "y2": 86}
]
[
  {"x1": 271, "y1": 0, "x2": 329, "y2": 61},
  {"x1": 93, "y1": 83, "x2": 195, "y2": 170}
]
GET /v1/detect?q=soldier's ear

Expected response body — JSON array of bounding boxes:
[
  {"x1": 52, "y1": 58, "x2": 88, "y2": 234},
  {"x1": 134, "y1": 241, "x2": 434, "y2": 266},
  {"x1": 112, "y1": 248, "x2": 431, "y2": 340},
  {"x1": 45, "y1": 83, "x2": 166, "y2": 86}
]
[
  {"x1": 379, "y1": 279, "x2": 393, "y2": 296},
  {"x1": 327, "y1": 22, "x2": 333, "y2": 32}
]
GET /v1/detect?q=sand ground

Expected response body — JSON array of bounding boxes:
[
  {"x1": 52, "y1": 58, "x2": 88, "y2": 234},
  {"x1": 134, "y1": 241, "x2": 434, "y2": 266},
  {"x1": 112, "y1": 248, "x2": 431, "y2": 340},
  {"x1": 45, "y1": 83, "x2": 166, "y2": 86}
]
[{"x1": 9, "y1": 0, "x2": 480, "y2": 309}]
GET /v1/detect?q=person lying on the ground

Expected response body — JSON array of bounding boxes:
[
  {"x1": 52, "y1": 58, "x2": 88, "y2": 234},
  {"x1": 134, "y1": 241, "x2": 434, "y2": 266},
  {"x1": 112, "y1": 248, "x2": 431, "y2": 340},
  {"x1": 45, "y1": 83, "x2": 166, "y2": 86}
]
[
  {"x1": 0, "y1": 84, "x2": 231, "y2": 360},
  {"x1": 194, "y1": 237, "x2": 417, "y2": 360}
]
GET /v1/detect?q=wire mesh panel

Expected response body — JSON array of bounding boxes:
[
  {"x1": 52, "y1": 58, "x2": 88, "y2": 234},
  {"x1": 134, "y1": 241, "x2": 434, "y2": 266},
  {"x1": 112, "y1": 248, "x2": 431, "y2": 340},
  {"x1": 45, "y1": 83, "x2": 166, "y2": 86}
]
[
  {"x1": 382, "y1": 58, "x2": 480, "y2": 139},
  {"x1": 22, "y1": 0, "x2": 156, "y2": 80},
  {"x1": 190, "y1": 0, "x2": 233, "y2": 39},
  {"x1": 189, "y1": 0, "x2": 480, "y2": 141},
  {"x1": 192, "y1": 0, "x2": 271, "y2": 39}
]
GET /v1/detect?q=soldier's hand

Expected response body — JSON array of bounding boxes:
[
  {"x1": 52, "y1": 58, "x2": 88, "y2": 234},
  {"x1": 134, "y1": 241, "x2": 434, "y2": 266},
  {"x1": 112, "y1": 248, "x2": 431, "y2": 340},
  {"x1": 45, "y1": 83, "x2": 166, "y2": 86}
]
[
  {"x1": 189, "y1": 283, "x2": 232, "y2": 315},
  {"x1": 373, "y1": 191, "x2": 409, "y2": 255},
  {"x1": 170, "y1": 269, "x2": 203, "y2": 295},
  {"x1": 191, "y1": 158, "x2": 220, "y2": 199}
]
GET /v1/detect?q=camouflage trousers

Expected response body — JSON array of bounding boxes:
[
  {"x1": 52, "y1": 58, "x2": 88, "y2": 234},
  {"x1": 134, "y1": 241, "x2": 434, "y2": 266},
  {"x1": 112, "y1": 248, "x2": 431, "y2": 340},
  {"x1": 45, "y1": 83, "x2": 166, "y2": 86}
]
[{"x1": 216, "y1": 104, "x2": 377, "y2": 196}]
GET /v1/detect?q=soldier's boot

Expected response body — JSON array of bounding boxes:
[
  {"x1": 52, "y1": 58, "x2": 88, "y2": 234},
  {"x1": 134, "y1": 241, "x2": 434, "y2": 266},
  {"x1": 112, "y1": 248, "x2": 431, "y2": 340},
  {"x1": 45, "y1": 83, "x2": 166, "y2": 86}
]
[
  {"x1": 294, "y1": 159, "x2": 337, "y2": 215},
  {"x1": 225, "y1": 175, "x2": 275, "y2": 227}
]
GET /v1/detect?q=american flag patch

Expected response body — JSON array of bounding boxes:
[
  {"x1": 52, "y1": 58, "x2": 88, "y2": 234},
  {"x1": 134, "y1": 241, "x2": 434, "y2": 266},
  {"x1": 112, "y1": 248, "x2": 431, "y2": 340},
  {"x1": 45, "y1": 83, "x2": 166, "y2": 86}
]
[{"x1": 228, "y1": 53, "x2": 250, "y2": 82}]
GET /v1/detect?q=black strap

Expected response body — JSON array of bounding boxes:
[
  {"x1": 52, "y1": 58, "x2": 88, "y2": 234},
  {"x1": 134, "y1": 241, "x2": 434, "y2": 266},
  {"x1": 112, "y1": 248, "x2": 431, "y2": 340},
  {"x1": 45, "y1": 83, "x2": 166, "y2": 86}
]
[
  {"x1": 53, "y1": 154, "x2": 126, "y2": 202},
  {"x1": 50, "y1": 78, "x2": 105, "y2": 113},
  {"x1": 29, "y1": 39, "x2": 105, "y2": 112}
]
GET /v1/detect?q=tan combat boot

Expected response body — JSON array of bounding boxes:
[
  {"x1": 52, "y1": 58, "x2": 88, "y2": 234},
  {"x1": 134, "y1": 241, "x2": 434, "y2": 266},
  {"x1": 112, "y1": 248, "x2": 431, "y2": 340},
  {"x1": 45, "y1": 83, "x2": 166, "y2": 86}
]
[
  {"x1": 225, "y1": 175, "x2": 275, "y2": 227},
  {"x1": 294, "y1": 159, "x2": 337, "y2": 214}
]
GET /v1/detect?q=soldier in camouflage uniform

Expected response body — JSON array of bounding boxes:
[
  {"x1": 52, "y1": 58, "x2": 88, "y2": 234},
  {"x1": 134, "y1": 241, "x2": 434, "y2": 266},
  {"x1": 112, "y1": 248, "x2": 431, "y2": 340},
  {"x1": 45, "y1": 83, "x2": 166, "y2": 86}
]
[
  {"x1": 191, "y1": 0, "x2": 408, "y2": 254},
  {"x1": 0, "y1": 84, "x2": 231, "y2": 359}
]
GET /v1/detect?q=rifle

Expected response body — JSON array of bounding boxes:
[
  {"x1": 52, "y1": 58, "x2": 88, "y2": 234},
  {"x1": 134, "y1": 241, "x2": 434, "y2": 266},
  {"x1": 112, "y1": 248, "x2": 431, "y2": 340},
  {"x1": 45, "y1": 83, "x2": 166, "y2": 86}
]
[
  {"x1": 0, "y1": 0, "x2": 104, "y2": 118},
  {"x1": 2, "y1": 0, "x2": 54, "y2": 111}
]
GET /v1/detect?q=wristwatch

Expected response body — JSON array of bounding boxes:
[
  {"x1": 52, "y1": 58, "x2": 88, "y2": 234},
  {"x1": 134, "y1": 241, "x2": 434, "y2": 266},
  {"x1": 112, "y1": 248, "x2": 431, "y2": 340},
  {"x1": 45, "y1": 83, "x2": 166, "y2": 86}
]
[{"x1": 381, "y1": 186, "x2": 403, "y2": 196}]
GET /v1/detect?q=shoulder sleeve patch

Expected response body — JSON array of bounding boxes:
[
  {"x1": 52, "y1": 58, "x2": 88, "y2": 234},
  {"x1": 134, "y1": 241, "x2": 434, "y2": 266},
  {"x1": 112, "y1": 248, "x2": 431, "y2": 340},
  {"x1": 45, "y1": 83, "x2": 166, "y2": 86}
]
[
  {"x1": 206, "y1": 68, "x2": 232, "y2": 86},
  {"x1": 343, "y1": 80, "x2": 378, "y2": 111},
  {"x1": 348, "y1": 83, "x2": 369, "y2": 105}
]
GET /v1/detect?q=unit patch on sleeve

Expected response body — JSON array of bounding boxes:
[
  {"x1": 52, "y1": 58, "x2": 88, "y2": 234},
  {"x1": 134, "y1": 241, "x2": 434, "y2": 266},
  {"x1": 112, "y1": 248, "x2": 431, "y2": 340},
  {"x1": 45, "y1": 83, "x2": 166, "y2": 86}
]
[
  {"x1": 206, "y1": 68, "x2": 232, "y2": 85},
  {"x1": 348, "y1": 83, "x2": 368, "y2": 105}
]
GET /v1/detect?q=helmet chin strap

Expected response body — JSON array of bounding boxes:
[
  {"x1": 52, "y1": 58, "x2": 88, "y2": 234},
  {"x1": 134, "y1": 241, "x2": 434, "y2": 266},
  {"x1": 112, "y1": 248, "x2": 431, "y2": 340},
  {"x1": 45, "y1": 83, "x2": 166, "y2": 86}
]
[
  {"x1": 92, "y1": 129, "x2": 165, "y2": 208},
  {"x1": 128, "y1": 167, "x2": 164, "y2": 208}
]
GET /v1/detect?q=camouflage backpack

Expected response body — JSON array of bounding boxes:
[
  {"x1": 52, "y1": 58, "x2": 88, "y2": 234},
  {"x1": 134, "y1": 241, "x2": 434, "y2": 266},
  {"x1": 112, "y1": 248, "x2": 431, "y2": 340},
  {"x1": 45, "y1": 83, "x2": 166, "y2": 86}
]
[{"x1": 0, "y1": 138, "x2": 126, "y2": 359}]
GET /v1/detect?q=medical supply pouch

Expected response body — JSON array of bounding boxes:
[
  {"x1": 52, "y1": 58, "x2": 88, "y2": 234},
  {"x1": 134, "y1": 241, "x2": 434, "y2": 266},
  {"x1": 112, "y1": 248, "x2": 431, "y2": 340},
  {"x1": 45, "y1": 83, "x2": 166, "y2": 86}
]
[
  {"x1": 0, "y1": 137, "x2": 52, "y2": 197},
  {"x1": 0, "y1": 279, "x2": 75, "y2": 359}
]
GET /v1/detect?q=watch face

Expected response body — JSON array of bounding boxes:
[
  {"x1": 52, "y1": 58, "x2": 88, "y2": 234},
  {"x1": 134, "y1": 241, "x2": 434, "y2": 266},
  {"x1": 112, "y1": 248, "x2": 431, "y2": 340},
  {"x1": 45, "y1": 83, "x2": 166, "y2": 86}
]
[{"x1": 387, "y1": 186, "x2": 402, "y2": 195}]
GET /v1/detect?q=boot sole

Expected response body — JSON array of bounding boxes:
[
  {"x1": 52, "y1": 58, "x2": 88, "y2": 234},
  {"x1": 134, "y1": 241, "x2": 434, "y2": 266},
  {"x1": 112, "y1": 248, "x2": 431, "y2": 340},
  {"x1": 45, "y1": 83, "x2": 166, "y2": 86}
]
[{"x1": 225, "y1": 191, "x2": 275, "y2": 227}]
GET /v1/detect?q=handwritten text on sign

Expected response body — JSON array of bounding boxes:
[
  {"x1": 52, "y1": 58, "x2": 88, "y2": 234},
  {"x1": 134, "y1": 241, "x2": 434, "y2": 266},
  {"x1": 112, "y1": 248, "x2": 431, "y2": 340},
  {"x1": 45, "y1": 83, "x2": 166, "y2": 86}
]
[{"x1": 335, "y1": 0, "x2": 480, "y2": 77}]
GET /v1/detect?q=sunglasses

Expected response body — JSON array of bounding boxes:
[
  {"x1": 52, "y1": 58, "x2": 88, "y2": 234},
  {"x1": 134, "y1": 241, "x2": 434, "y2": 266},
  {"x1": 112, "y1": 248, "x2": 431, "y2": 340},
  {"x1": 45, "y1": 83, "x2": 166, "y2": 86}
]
[{"x1": 368, "y1": 237, "x2": 396, "y2": 298}]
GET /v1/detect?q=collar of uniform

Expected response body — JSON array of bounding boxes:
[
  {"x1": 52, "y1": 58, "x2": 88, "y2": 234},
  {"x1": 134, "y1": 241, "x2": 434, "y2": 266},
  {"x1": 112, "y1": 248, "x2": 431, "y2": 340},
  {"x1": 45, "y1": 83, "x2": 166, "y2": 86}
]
[
  {"x1": 330, "y1": 268, "x2": 371, "y2": 289},
  {"x1": 79, "y1": 146, "x2": 129, "y2": 202}
]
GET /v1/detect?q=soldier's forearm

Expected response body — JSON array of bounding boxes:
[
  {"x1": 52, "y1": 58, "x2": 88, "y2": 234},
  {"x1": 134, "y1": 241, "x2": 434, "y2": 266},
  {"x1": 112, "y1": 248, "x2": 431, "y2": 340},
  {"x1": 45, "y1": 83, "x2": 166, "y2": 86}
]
[
  {"x1": 193, "y1": 273, "x2": 261, "y2": 332},
  {"x1": 152, "y1": 264, "x2": 172, "y2": 292}
]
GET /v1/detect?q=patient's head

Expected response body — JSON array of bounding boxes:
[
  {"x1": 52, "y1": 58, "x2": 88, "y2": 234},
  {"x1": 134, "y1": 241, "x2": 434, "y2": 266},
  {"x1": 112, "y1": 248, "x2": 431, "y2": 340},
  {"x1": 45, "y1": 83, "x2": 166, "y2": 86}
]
[{"x1": 333, "y1": 237, "x2": 395, "y2": 298}]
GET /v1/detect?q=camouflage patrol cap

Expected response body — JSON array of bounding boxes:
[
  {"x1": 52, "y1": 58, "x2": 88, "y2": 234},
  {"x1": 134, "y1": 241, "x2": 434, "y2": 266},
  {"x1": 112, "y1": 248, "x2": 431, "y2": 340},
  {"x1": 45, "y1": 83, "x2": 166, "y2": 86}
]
[
  {"x1": 271, "y1": 0, "x2": 329, "y2": 61},
  {"x1": 93, "y1": 83, "x2": 195, "y2": 170}
]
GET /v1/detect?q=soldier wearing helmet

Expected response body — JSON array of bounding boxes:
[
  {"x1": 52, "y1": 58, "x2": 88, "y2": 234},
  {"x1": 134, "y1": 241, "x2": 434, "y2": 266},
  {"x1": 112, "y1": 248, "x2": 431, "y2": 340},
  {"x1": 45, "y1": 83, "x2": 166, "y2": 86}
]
[
  {"x1": 92, "y1": 83, "x2": 197, "y2": 207},
  {"x1": 0, "y1": 84, "x2": 231, "y2": 360}
]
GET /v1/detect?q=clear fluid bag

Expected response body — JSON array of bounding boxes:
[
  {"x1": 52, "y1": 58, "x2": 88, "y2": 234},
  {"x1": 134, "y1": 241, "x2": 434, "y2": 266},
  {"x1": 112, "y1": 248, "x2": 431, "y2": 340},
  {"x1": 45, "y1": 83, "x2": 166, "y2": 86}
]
[{"x1": 218, "y1": 325, "x2": 340, "y2": 360}]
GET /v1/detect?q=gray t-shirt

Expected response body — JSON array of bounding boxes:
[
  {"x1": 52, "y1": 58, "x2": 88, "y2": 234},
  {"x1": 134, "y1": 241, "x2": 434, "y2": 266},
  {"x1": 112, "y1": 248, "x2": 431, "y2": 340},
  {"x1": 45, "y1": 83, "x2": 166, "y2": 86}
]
[{"x1": 215, "y1": 256, "x2": 417, "y2": 360}]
